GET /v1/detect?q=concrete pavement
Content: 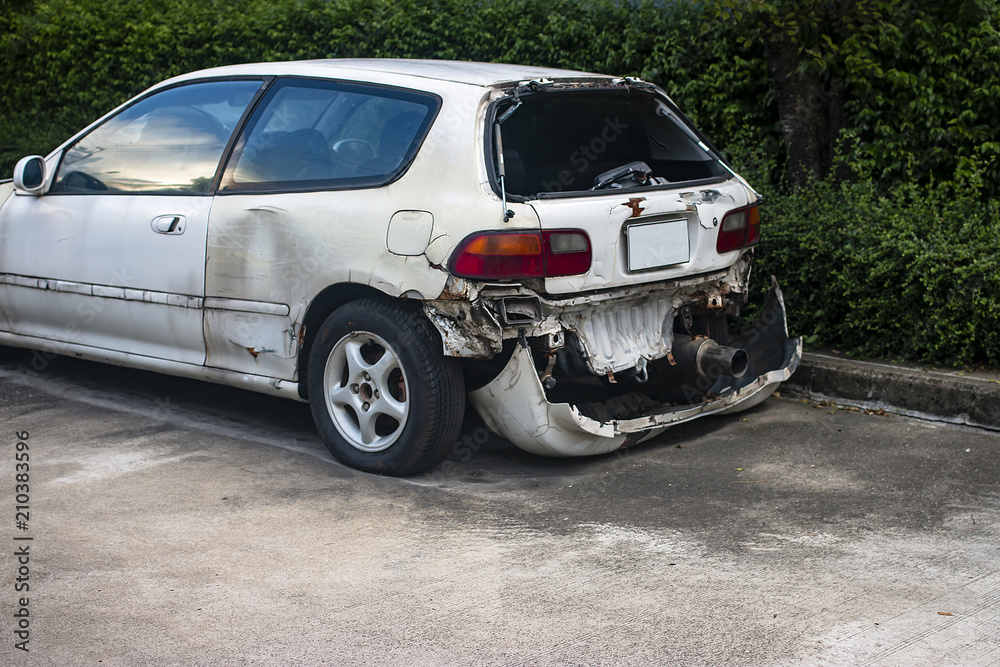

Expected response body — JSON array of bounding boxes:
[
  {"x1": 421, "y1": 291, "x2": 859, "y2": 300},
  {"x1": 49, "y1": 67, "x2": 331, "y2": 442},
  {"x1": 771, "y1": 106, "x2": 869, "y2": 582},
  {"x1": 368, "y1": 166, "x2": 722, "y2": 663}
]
[{"x1": 0, "y1": 348, "x2": 998, "y2": 665}]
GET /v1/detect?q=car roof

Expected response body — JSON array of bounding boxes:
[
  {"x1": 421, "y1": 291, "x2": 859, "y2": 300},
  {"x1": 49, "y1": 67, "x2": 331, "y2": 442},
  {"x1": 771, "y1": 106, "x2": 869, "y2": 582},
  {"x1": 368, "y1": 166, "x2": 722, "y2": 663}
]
[{"x1": 168, "y1": 59, "x2": 617, "y2": 88}]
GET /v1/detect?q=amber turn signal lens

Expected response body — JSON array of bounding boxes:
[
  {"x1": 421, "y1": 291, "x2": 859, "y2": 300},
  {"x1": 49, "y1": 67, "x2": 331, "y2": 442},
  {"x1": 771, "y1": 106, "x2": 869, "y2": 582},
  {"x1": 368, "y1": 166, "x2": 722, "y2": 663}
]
[{"x1": 463, "y1": 233, "x2": 542, "y2": 256}]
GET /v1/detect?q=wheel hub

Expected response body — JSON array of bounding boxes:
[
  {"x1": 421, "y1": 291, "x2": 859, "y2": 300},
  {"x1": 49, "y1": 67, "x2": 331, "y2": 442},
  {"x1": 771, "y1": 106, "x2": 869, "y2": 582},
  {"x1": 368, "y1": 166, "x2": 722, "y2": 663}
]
[{"x1": 323, "y1": 333, "x2": 409, "y2": 453}]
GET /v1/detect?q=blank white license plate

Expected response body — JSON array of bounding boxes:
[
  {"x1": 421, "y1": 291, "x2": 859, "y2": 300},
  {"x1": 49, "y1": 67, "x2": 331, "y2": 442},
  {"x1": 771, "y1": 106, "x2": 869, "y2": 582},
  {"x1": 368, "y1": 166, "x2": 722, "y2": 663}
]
[{"x1": 625, "y1": 219, "x2": 690, "y2": 271}]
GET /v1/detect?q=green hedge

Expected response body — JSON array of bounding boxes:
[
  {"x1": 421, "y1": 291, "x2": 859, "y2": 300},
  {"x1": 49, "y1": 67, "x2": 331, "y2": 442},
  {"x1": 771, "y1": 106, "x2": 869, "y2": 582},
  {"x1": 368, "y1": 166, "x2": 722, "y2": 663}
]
[
  {"x1": 0, "y1": 0, "x2": 778, "y2": 177},
  {"x1": 750, "y1": 173, "x2": 1000, "y2": 366},
  {"x1": 6, "y1": 0, "x2": 996, "y2": 190},
  {"x1": 2, "y1": 0, "x2": 998, "y2": 367},
  {"x1": 840, "y1": 2, "x2": 1000, "y2": 194}
]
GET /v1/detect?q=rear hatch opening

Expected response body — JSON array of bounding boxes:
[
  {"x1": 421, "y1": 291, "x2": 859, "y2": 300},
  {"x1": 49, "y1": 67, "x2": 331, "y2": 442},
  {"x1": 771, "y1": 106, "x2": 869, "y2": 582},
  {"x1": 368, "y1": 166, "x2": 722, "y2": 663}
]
[
  {"x1": 481, "y1": 82, "x2": 759, "y2": 297},
  {"x1": 488, "y1": 82, "x2": 730, "y2": 200}
]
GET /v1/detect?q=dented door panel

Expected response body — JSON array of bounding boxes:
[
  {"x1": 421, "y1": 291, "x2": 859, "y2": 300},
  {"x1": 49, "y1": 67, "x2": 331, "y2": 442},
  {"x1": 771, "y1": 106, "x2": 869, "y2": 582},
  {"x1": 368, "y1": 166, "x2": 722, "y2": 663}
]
[
  {"x1": 204, "y1": 190, "x2": 454, "y2": 378},
  {"x1": 203, "y1": 305, "x2": 300, "y2": 379}
]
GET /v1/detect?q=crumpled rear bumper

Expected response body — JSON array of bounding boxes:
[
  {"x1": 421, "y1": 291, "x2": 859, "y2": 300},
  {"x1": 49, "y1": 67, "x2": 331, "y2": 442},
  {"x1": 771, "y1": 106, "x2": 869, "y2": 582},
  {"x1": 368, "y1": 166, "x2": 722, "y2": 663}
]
[{"x1": 468, "y1": 281, "x2": 802, "y2": 457}]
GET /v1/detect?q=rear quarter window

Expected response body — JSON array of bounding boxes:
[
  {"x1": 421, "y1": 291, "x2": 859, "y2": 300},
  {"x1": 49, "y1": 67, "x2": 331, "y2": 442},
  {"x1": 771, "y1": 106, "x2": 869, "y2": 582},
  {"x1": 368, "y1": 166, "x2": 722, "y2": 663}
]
[{"x1": 220, "y1": 78, "x2": 440, "y2": 194}]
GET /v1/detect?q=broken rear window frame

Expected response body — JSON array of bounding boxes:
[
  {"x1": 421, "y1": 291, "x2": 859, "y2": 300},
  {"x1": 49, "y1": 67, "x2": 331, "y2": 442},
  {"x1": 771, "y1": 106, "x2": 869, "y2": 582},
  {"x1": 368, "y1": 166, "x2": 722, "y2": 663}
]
[{"x1": 484, "y1": 85, "x2": 732, "y2": 202}]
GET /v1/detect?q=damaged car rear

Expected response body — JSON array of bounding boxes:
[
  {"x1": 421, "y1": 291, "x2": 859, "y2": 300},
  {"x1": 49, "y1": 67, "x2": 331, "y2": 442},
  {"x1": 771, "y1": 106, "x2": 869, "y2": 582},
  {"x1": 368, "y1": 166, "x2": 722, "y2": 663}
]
[
  {"x1": 432, "y1": 76, "x2": 801, "y2": 459},
  {"x1": 0, "y1": 60, "x2": 800, "y2": 475}
]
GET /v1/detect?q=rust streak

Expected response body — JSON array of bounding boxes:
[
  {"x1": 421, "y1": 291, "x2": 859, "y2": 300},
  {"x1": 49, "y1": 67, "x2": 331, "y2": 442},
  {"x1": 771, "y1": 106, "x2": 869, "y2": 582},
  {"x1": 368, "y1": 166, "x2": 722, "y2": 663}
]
[
  {"x1": 438, "y1": 277, "x2": 472, "y2": 300},
  {"x1": 622, "y1": 197, "x2": 646, "y2": 218}
]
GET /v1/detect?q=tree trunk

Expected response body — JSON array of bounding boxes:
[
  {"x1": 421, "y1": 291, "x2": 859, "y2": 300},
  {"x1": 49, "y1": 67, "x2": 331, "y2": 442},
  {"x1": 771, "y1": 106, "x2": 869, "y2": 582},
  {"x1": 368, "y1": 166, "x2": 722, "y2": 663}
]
[{"x1": 765, "y1": 35, "x2": 837, "y2": 186}]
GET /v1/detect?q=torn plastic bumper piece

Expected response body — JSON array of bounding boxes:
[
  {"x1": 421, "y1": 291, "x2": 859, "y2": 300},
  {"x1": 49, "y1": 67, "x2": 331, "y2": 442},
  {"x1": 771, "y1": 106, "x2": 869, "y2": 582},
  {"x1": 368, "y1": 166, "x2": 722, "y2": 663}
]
[{"x1": 468, "y1": 280, "x2": 802, "y2": 457}]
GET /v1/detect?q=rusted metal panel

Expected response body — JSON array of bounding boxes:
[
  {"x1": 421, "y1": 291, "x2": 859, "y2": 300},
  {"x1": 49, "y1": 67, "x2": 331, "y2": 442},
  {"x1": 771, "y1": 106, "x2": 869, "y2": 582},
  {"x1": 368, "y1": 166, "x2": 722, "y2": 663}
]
[
  {"x1": 423, "y1": 256, "x2": 751, "y2": 375},
  {"x1": 436, "y1": 275, "x2": 480, "y2": 301},
  {"x1": 423, "y1": 300, "x2": 503, "y2": 358}
]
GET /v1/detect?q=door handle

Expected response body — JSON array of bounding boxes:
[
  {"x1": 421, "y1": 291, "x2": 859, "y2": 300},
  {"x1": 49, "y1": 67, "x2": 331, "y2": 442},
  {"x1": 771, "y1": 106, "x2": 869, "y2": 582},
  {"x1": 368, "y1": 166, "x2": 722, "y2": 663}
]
[{"x1": 151, "y1": 215, "x2": 186, "y2": 235}]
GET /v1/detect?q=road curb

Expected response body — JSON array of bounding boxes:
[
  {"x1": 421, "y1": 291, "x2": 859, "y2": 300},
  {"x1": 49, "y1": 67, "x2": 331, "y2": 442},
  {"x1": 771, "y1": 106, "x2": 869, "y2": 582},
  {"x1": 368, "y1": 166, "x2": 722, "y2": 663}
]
[{"x1": 783, "y1": 352, "x2": 1000, "y2": 431}]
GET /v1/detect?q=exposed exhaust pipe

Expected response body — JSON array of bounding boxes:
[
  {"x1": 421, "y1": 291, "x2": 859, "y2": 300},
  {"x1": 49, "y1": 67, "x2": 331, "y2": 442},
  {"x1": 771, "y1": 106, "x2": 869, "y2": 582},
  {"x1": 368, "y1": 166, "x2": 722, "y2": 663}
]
[{"x1": 672, "y1": 334, "x2": 749, "y2": 379}]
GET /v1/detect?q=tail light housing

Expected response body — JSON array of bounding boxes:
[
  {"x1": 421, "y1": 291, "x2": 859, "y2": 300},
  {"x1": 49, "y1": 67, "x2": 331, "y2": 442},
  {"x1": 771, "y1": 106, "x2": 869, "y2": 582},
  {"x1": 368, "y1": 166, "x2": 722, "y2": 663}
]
[
  {"x1": 449, "y1": 230, "x2": 592, "y2": 279},
  {"x1": 716, "y1": 203, "x2": 761, "y2": 254}
]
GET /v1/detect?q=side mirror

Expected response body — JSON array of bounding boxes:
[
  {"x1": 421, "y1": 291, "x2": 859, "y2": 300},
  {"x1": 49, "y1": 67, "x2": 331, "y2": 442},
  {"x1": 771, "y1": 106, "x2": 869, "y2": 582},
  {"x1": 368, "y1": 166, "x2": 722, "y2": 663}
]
[{"x1": 13, "y1": 155, "x2": 46, "y2": 194}]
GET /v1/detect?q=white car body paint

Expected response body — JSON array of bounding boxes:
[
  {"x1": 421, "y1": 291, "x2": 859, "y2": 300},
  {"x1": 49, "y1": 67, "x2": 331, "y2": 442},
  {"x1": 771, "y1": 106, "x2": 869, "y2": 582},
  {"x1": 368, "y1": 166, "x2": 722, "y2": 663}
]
[{"x1": 386, "y1": 210, "x2": 434, "y2": 256}]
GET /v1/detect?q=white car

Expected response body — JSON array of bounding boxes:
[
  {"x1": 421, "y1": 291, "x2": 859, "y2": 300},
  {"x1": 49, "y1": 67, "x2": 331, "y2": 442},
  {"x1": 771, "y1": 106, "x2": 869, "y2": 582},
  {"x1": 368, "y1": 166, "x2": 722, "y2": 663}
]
[{"x1": 0, "y1": 59, "x2": 800, "y2": 475}]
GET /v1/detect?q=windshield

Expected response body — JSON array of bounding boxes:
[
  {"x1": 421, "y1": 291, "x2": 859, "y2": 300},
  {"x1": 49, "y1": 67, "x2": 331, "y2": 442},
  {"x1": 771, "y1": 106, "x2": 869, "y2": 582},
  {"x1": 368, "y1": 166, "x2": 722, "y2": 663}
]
[{"x1": 494, "y1": 91, "x2": 726, "y2": 197}]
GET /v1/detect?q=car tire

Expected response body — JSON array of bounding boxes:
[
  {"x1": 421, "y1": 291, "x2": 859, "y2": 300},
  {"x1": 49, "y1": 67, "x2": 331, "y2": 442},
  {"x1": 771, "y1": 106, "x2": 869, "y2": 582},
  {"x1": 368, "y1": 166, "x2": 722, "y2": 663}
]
[{"x1": 307, "y1": 298, "x2": 465, "y2": 475}]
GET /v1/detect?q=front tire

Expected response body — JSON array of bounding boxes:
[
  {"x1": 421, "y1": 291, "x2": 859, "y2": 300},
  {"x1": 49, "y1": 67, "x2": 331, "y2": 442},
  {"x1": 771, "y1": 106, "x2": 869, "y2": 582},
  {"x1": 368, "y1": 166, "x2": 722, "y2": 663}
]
[{"x1": 307, "y1": 298, "x2": 465, "y2": 475}]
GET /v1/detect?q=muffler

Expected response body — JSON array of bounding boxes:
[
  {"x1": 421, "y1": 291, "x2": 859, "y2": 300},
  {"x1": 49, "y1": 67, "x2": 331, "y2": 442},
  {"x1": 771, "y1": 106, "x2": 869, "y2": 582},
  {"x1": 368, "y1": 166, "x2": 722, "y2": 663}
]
[{"x1": 672, "y1": 334, "x2": 749, "y2": 379}]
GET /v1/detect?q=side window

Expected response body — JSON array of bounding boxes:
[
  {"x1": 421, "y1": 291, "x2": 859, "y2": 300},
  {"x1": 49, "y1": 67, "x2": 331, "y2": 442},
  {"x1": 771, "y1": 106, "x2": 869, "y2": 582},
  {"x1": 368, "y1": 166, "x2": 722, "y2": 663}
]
[
  {"x1": 220, "y1": 78, "x2": 440, "y2": 193},
  {"x1": 51, "y1": 80, "x2": 263, "y2": 195}
]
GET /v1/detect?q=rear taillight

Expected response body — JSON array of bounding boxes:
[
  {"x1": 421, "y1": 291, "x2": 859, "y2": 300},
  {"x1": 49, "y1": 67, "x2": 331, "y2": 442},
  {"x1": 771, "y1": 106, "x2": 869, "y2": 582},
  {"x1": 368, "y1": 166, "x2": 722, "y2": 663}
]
[
  {"x1": 449, "y1": 230, "x2": 592, "y2": 279},
  {"x1": 716, "y1": 203, "x2": 761, "y2": 254}
]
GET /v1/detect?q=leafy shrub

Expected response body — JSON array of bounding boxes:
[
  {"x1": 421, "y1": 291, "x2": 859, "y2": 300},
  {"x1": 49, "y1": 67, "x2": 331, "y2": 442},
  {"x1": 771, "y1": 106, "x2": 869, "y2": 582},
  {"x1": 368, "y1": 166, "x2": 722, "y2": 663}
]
[
  {"x1": 0, "y1": 0, "x2": 776, "y2": 176},
  {"x1": 752, "y1": 173, "x2": 1000, "y2": 366},
  {"x1": 841, "y1": 1, "x2": 1000, "y2": 194}
]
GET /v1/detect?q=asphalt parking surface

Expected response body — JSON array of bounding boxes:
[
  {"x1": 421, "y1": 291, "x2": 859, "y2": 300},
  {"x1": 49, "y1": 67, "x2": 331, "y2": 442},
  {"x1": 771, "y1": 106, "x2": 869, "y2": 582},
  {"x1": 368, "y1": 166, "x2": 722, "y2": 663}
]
[{"x1": 1, "y1": 347, "x2": 999, "y2": 666}]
